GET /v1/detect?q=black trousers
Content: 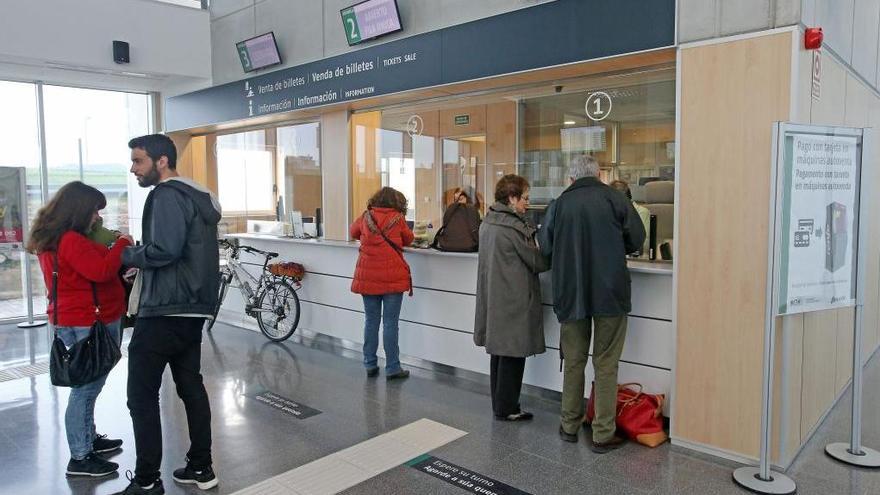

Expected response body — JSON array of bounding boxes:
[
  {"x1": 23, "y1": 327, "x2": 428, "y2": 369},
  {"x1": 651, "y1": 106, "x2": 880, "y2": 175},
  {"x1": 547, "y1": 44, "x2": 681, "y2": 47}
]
[
  {"x1": 127, "y1": 316, "x2": 212, "y2": 484},
  {"x1": 489, "y1": 355, "x2": 526, "y2": 417}
]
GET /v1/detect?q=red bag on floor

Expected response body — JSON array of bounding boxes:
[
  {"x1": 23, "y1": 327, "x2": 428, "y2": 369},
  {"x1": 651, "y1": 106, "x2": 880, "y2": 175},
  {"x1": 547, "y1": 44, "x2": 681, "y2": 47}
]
[{"x1": 585, "y1": 382, "x2": 668, "y2": 447}]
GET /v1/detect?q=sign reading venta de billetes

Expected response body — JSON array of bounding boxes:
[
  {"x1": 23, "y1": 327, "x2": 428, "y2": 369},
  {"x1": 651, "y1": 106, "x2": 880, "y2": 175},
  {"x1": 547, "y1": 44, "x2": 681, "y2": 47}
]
[
  {"x1": 777, "y1": 125, "x2": 864, "y2": 315},
  {"x1": 165, "y1": 0, "x2": 676, "y2": 131}
]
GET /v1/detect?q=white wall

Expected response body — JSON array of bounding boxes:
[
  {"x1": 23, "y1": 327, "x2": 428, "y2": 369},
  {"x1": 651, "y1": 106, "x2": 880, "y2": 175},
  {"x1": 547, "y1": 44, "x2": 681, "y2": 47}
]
[
  {"x1": 0, "y1": 0, "x2": 212, "y2": 93},
  {"x1": 803, "y1": 0, "x2": 880, "y2": 90},
  {"x1": 208, "y1": 0, "x2": 555, "y2": 85},
  {"x1": 678, "y1": 0, "x2": 880, "y2": 93},
  {"x1": 677, "y1": 0, "x2": 801, "y2": 43}
]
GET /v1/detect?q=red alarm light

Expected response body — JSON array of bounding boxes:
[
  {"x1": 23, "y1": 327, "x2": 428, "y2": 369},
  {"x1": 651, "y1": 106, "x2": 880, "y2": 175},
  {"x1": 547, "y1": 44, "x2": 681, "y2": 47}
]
[{"x1": 805, "y1": 27, "x2": 823, "y2": 50}]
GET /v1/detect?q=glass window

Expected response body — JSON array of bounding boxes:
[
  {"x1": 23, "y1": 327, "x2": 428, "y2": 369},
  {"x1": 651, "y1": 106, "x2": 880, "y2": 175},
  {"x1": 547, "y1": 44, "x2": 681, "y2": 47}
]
[
  {"x1": 350, "y1": 103, "x2": 515, "y2": 229},
  {"x1": 276, "y1": 122, "x2": 322, "y2": 222},
  {"x1": 518, "y1": 71, "x2": 675, "y2": 258},
  {"x1": 0, "y1": 82, "x2": 151, "y2": 320},
  {"x1": 42, "y1": 85, "x2": 152, "y2": 236},
  {"x1": 215, "y1": 122, "x2": 322, "y2": 235},
  {"x1": 350, "y1": 67, "x2": 675, "y2": 257},
  {"x1": 217, "y1": 130, "x2": 272, "y2": 213},
  {"x1": 0, "y1": 81, "x2": 42, "y2": 319}
]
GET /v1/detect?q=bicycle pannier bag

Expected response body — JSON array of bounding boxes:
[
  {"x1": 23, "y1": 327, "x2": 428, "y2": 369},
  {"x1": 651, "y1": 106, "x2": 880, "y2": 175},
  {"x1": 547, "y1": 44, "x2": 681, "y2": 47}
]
[{"x1": 431, "y1": 203, "x2": 481, "y2": 252}]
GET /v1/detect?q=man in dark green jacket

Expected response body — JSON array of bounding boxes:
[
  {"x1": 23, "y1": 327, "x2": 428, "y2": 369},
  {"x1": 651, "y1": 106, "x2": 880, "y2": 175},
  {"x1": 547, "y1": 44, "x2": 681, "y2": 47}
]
[{"x1": 538, "y1": 154, "x2": 645, "y2": 453}]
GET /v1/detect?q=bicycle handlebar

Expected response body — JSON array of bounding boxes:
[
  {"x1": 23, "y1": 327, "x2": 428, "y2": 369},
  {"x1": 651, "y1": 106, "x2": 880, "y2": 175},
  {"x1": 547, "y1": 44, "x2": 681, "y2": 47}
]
[{"x1": 218, "y1": 239, "x2": 278, "y2": 259}]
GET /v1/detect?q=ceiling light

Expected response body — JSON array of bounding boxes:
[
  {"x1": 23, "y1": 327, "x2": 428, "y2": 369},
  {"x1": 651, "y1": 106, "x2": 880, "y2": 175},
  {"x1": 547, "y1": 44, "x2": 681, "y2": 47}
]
[{"x1": 564, "y1": 120, "x2": 576, "y2": 125}]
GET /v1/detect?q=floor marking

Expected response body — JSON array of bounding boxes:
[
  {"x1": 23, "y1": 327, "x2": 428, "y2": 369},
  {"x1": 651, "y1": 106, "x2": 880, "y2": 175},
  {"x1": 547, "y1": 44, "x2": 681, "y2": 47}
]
[{"x1": 231, "y1": 418, "x2": 467, "y2": 495}]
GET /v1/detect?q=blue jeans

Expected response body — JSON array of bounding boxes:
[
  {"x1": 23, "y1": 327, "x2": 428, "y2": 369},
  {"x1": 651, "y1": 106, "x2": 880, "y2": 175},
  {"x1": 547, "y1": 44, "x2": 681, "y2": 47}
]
[
  {"x1": 56, "y1": 319, "x2": 122, "y2": 460},
  {"x1": 362, "y1": 293, "x2": 404, "y2": 373}
]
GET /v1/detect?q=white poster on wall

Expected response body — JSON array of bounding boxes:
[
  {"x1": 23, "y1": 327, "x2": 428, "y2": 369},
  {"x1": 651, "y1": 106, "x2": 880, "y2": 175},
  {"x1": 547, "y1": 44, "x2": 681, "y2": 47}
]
[
  {"x1": 0, "y1": 167, "x2": 26, "y2": 247},
  {"x1": 777, "y1": 127, "x2": 862, "y2": 315}
]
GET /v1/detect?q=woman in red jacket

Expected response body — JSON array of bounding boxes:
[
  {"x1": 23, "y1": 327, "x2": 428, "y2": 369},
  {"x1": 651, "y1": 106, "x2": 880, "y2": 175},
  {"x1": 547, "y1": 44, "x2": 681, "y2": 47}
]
[
  {"x1": 350, "y1": 187, "x2": 414, "y2": 381},
  {"x1": 27, "y1": 181, "x2": 133, "y2": 478}
]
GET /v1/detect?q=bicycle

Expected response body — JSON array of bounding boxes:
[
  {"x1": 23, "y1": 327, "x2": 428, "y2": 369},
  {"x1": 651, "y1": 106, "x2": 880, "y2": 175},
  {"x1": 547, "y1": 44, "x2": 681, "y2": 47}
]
[{"x1": 205, "y1": 238, "x2": 303, "y2": 342}]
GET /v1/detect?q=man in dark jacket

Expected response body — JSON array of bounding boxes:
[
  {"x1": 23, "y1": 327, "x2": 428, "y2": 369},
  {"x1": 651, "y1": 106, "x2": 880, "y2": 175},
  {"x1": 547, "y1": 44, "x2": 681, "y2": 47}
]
[
  {"x1": 113, "y1": 134, "x2": 222, "y2": 495},
  {"x1": 538, "y1": 155, "x2": 645, "y2": 454}
]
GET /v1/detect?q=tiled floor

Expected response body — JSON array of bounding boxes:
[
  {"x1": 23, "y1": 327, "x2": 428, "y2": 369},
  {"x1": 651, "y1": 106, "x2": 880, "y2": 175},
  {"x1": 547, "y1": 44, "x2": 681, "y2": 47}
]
[{"x1": 0, "y1": 321, "x2": 878, "y2": 494}]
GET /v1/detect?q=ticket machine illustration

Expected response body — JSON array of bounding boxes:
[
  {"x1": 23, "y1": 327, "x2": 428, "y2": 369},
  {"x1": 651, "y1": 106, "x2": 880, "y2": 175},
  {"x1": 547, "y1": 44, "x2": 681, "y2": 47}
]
[{"x1": 826, "y1": 202, "x2": 847, "y2": 272}]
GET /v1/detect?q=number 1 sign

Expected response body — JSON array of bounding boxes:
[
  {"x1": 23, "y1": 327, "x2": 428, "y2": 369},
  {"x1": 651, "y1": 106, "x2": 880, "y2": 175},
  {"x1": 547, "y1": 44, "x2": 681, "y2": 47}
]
[{"x1": 585, "y1": 91, "x2": 612, "y2": 122}]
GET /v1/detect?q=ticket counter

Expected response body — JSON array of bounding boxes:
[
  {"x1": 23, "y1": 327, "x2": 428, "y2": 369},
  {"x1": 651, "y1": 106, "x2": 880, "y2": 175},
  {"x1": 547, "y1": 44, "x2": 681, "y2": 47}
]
[{"x1": 220, "y1": 234, "x2": 674, "y2": 413}]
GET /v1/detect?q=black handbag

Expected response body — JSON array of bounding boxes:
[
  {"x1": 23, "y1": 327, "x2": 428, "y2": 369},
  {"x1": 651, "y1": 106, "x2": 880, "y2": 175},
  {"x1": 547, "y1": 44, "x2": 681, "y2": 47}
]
[{"x1": 49, "y1": 253, "x2": 122, "y2": 388}]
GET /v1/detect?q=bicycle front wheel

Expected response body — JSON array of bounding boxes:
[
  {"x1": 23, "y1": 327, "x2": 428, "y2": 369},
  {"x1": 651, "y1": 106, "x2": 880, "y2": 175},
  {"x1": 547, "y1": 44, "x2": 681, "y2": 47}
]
[
  {"x1": 255, "y1": 280, "x2": 301, "y2": 342},
  {"x1": 205, "y1": 272, "x2": 230, "y2": 332}
]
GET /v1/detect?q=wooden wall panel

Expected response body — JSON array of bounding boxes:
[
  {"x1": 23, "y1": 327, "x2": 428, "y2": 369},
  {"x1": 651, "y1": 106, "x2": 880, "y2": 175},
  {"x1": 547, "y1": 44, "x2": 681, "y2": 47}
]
[
  {"x1": 794, "y1": 49, "x2": 813, "y2": 124},
  {"x1": 413, "y1": 111, "x2": 440, "y2": 225},
  {"x1": 349, "y1": 111, "x2": 381, "y2": 226},
  {"x1": 800, "y1": 310, "x2": 839, "y2": 436},
  {"x1": 792, "y1": 59, "x2": 880, "y2": 452},
  {"x1": 835, "y1": 308, "x2": 856, "y2": 392},
  {"x1": 675, "y1": 32, "x2": 793, "y2": 457},
  {"x1": 811, "y1": 55, "x2": 847, "y2": 127},
  {"x1": 486, "y1": 101, "x2": 518, "y2": 196},
  {"x1": 865, "y1": 96, "x2": 880, "y2": 358},
  {"x1": 778, "y1": 314, "x2": 804, "y2": 461},
  {"x1": 168, "y1": 132, "x2": 193, "y2": 178},
  {"x1": 205, "y1": 134, "x2": 218, "y2": 195},
  {"x1": 321, "y1": 110, "x2": 349, "y2": 241},
  {"x1": 440, "y1": 105, "x2": 486, "y2": 137},
  {"x1": 843, "y1": 75, "x2": 876, "y2": 362}
]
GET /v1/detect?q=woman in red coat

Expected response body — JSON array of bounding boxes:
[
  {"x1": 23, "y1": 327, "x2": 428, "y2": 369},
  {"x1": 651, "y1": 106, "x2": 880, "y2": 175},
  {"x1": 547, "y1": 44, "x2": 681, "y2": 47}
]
[
  {"x1": 26, "y1": 181, "x2": 133, "y2": 478},
  {"x1": 350, "y1": 187, "x2": 414, "y2": 380}
]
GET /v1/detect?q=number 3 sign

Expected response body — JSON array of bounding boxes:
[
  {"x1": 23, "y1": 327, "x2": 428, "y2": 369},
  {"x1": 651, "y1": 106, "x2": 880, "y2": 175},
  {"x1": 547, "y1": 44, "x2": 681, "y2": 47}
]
[{"x1": 585, "y1": 91, "x2": 612, "y2": 122}]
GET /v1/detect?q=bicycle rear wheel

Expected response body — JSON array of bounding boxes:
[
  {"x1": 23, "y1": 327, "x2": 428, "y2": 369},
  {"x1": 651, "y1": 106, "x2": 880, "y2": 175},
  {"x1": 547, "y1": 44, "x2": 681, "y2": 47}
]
[
  {"x1": 255, "y1": 280, "x2": 301, "y2": 342},
  {"x1": 205, "y1": 272, "x2": 231, "y2": 332}
]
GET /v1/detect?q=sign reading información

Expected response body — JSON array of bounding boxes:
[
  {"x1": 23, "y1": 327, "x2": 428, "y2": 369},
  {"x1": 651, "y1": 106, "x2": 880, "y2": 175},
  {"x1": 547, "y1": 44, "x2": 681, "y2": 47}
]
[{"x1": 164, "y1": 0, "x2": 675, "y2": 130}]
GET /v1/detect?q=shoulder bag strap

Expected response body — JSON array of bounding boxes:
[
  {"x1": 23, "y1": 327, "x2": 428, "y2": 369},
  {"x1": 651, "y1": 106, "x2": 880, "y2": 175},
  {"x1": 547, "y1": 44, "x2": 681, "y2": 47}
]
[
  {"x1": 367, "y1": 211, "x2": 413, "y2": 296},
  {"x1": 51, "y1": 252, "x2": 59, "y2": 327},
  {"x1": 91, "y1": 282, "x2": 101, "y2": 320},
  {"x1": 52, "y1": 251, "x2": 102, "y2": 325}
]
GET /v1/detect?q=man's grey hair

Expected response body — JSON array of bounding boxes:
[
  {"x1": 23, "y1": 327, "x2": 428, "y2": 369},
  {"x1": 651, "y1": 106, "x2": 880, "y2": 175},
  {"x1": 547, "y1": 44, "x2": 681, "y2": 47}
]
[{"x1": 568, "y1": 154, "x2": 600, "y2": 180}]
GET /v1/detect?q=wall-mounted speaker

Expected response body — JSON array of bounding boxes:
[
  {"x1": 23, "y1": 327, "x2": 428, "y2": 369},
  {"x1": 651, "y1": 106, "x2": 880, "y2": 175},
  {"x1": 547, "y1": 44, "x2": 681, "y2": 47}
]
[{"x1": 113, "y1": 40, "x2": 130, "y2": 64}]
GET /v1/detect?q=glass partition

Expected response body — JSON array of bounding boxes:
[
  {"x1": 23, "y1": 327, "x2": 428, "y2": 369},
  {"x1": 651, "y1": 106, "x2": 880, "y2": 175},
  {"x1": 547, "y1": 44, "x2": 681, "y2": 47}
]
[
  {"x1": 349, "y1": 67, "x2": 675, "y2": 257},
  {"x1": 0, "y1": 81, "x2": 153, "y2": 320},
  {"x1": 43, "y1": 85, "x2": 151, "y2": 235},
  {"x1": 276, "y1": 122, "x2": 322, "y2": 224},
  {"x1": 0, "y1": 82, "x2": 42, "y2": 320},
  {"x1": 350, "y1": 102, "x2": 516, "y2": 228},
  {"x1": 215, "y1": 122, "x2": 321, "y2": 235},
  {"x1": 517, "y1": 70, "x2": 675, "y2": 258}
]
